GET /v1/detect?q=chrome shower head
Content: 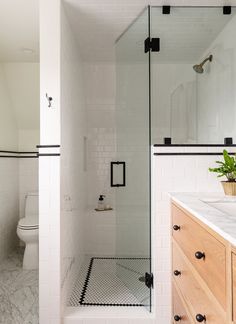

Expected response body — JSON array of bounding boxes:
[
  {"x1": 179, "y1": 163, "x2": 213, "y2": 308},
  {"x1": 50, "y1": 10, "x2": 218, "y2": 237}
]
[{"x1": 193, "y1": 54, "x2": 213, "y2": 74}]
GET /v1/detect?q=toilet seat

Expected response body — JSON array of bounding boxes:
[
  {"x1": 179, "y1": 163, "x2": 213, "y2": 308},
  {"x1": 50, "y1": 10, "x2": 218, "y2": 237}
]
[
  {"x1": 18, "y1": 215, "x2": 38, "y2": 230},
  {"x1": 18, "y1": 225, "x2": 38, "y2": 230}
]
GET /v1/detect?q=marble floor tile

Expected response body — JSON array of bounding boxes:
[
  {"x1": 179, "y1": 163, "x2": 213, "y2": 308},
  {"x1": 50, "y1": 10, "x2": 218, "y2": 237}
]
[{"x1": 0, "y1": 249, "x2": 39, "y2": 324}]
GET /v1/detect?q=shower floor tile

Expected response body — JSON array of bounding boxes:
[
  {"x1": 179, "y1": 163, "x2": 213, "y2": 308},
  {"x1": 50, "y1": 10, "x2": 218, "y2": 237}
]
[
  {"x1": 69, "y1": 257, "x2": 149, "y2": 307},
  {"x1": 0, "y1": 249, "x2": 39, "y2": 324}
]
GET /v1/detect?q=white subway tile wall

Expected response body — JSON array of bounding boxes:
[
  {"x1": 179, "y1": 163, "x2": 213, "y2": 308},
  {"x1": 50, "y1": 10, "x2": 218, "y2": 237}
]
[
  {"x1": 19, "y1": 159, "x2": 38, "y2": 220},
  {"x1": 152, "y1": 146, "x2": 225, "y2": 323},
  {"x1": 61, "y1": 3, "x2": 87, "y2": 311},
  {"x1": 0, "y1": 157, "x2": 38, "y2": 261},
  {"x1": 0, "y1": 159, "x2": 19, "y2": 261},
  {"x1": 84, "y1": 63, "x2": 117, "y2": 256}
]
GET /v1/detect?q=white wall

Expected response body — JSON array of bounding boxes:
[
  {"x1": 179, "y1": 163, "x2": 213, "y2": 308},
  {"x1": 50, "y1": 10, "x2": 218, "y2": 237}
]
[
  {"x1": 3, "y1": 63, "x2": 40, "y2": 151},
  {"x1": 0, "y1": 62, "x2": 39, "y2": 261},
  {"x1": 152, "y1": 145, "x2": 225, "y2": 323},
  {"x1": 3, "y1": 63, "x2": 39, "y2": 232},
  {"x1": 197, "y1": 15, "x2": 236, "y2": 144},
  {"x1": 0, "y1": 159, "x2": 19, "y2": 261},
  {"x1": 0, "y1": 62, "x2": 39, "y2": 257},
  {"x1": 19, "y1": 159, "x2": 38, "y2": 220},
  {"x1": 60, "y1": 4, "x2": 87, "y2": 309},
  {"x1": 84, "y1": 63, "x2": 117, "y2": 256},
  {"x1": 39, "y1": 0, "x2": 61, "y2": 323},
  {"x1": 0, "y1": 63, "x2": 18, "y2": 150}
]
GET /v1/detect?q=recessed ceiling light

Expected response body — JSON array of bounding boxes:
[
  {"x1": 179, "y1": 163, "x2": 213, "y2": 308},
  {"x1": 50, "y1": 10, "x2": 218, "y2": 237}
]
[{"x1": 20, "y1": 47, "x2": 35, "y2": 54}]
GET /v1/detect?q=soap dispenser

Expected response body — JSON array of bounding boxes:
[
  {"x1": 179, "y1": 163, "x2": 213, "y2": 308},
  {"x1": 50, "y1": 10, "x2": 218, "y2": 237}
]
[{"x1": 97, "y1": 195, "x2": 105, "y2": 211}]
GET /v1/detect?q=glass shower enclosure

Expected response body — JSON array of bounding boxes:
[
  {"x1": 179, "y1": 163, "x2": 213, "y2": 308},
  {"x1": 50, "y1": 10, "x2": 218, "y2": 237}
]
[
  {"x1": 114, "y1": 4, "x2": 236, "y2": 312},
  {"x1": 114, "y1": 7, "x2": 152, "y2": 311}
]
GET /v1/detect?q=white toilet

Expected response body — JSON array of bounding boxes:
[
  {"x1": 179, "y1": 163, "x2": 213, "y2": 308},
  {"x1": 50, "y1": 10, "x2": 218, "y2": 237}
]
[{"x1": 17, "y1": 192, "x2": 39, "y2": 270}]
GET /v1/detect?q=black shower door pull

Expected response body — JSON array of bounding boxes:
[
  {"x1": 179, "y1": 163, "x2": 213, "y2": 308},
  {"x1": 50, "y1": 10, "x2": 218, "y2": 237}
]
[{"x1": 110, "y1": 161, "x2": 126, "y2": 187}]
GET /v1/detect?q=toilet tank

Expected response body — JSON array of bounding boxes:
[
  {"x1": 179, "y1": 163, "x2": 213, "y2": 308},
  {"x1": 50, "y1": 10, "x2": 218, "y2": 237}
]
[{"x1": 25, "y1": 192, "x2": 39, "y2": 217}]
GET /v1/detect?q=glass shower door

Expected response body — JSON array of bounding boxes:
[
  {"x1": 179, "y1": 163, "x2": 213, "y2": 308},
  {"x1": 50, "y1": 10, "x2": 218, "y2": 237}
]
[{"x1": 115, "y1": 7, "x2": 152, "y2": 311}]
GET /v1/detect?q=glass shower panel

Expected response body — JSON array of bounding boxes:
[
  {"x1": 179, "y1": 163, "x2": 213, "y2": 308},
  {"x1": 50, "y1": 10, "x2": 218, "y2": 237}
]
[
  {"x1": 115, "y1": 7, "x2": 152, "y2": 310},
  {"x1": 150, "y1": 6, "x2": 236, "y2": 145}
]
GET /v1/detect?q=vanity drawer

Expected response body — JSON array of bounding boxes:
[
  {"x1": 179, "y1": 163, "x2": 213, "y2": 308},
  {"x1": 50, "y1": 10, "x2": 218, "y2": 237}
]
[
  {"x1": 172, "y1": 241, "x2": 226, "y2": 323},
  {"x1": 173, "y1": 283, "x2": 193, "y2": 323},
  {"x1": 172, "y1": 203, "x2": 226, "y2": 309},
  {"x1": 232, "y1": 253, "x2": 236, "y2": 321}
]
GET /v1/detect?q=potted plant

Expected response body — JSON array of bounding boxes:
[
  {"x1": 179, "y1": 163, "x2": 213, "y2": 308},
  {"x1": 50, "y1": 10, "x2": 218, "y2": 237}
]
[{"x1": 209, "y1": 149, "x2": 236, "y2": 196}]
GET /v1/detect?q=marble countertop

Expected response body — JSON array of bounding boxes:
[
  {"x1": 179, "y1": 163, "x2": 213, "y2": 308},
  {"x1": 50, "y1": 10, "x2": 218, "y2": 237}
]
[{"x1": 170, "y1": 192, "x2": 236, "y2": 246}]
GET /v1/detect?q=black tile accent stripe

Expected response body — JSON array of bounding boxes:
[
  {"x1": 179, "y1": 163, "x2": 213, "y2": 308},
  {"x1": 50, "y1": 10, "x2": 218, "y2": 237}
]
[
  {"x1": 36, "y1": 145, "x2": 60, "y2": 148},
  {"x1": 154, "y1": 152, "x2": 236, "y2": 156},
  {"x1": 154, "y1": 144, "x2": 236, "y2": 147},
  {"x1": 79, "y1": 257, "x2": 149, "y2": 307},
  {"x1": 38, "y1": 153, "x2": 60, "y2": 157}
]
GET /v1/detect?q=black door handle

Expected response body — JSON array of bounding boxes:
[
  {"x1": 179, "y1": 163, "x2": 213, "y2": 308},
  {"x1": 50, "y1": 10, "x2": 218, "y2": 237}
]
[{"x1": 110, "y1": 161, "x2": 126, "y2": 187}]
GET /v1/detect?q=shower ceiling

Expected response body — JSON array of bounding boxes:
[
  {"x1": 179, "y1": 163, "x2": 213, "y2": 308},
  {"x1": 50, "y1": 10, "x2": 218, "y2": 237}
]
[
  {"x1": 63, "y1": 0, "x2": 236, "y2": 62},
  {"x1": 117, "y1": 7, "x2": 236, "y2": 63}
]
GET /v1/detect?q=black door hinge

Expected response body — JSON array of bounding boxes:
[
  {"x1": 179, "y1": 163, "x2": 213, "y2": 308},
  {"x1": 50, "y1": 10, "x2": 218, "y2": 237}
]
[
  {"x1": 223, "y1": 6, "x2": 231, "y2": 15},
  {"x1": 162, "y1": 6, "x2": 170, "y2": 14},
  {"x1": 144, "y1": 38, "x2": 160, "y2": 53},
  {"x1": 145, "y1": 272, "x2": 153, "y2": 288}
]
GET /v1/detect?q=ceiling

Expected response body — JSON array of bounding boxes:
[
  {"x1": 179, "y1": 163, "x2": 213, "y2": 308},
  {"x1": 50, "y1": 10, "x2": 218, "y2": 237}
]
[
  {"x1": 63, "y1": 0, "x2": 236, "y2": 62},
  {"x1": 0, "y1": 0, "x2": 39, "y2": 62},
  {"x1": 0, "y1": 0, "x2": 235, "y2": 63},
  {"x1": 117, "y1": 6, "x2": 236, "y2": 63}
]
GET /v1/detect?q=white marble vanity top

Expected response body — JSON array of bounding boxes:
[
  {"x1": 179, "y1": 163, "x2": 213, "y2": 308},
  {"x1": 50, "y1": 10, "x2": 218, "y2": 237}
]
[{"x1": 170, "y1": 192, "x2": 236, "y2": 246}]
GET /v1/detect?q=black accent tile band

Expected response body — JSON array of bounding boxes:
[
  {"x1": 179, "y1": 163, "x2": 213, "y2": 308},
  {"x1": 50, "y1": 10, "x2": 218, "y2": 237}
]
[
  {"x1": 154, "y1": 152, "x2": 236, "y2": 156},
  {"x1": 153, "y1": 144, "x2": 236, "y2": 147},
  {"x1": 36, "y1": 145, "x2": 60, "y2": 148},
  {"x1": 38, "y1": 153, "x2": 60, "y2": 157}
]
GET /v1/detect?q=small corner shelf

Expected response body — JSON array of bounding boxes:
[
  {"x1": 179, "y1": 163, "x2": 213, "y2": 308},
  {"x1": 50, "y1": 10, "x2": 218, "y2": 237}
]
[{"x1": 94, "y1": 208, "x2": 113, "y2": 212}]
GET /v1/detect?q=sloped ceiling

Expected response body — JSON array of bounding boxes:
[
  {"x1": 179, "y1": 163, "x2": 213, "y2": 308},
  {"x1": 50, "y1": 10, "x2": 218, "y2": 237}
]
[
  {"x1": 3, "y1": 63, "x2": 40, "y2": 130},
  {"x1": 0, "y1": 0, "x2": 39, "y2": 62}
]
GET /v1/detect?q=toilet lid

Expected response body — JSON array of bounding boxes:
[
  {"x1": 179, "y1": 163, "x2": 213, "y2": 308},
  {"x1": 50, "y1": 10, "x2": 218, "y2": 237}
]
[{"x1": 18, "y1": 216, "x2": 38, "y2": 228}]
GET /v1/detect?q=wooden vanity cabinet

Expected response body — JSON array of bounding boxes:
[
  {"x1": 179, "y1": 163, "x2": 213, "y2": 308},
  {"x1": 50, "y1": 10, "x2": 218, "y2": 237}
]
[
  {"x1": 172, "y1": 283, "x2": 193, "y2": 324},
  {"x1": 171, "y1": 201, "x2": 235, "y2": 324},
  {"x1": 232, "y1": 252, "x2": 236, "y2": 322}
]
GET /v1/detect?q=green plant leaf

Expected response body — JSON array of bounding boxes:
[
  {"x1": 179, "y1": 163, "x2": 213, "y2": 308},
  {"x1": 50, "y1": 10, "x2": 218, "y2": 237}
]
[{"x1": 209, "y1": 149, "x2": 236, "y2": 181}]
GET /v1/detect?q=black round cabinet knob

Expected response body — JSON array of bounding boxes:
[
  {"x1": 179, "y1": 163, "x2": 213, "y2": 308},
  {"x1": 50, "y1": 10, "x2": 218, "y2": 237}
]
[
  {"x1": 173, "y1": 224, "x2": 181, "y2": 231},
  {"x1": 196, "y1": 314, "x2": 206, "y2": 322},
  {"x1": 173, "y1": 270, "x2": 181, "y2": 276},
  {"x1": 195, "y1": 251, "x2": 205, "y2": 260},
  {"x1": 174, "y1": 315, "x2": 182, "y2": 321}
]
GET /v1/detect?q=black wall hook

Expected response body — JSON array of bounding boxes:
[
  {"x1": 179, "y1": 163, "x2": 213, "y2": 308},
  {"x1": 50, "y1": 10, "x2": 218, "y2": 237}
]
[{"x1": 46, "y1": 93, "x2": 53, "y2": 108}]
